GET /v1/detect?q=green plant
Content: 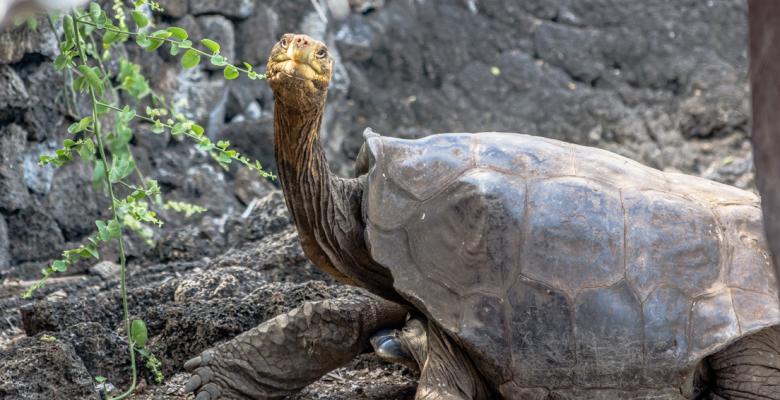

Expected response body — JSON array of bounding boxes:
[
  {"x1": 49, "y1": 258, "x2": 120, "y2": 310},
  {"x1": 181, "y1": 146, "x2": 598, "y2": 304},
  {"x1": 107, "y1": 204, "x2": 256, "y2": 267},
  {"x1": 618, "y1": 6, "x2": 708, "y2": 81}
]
[{"x1": 21, "y1": 1, "x2": 272, "y2": 398}]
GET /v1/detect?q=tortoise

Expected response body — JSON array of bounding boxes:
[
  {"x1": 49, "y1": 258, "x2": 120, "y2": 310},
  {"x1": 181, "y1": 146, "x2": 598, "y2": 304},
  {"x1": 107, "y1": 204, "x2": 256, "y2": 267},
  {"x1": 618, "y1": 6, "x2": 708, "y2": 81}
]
[{"x1": 183, "y1": 34, "x2": 780, "y2": 399}]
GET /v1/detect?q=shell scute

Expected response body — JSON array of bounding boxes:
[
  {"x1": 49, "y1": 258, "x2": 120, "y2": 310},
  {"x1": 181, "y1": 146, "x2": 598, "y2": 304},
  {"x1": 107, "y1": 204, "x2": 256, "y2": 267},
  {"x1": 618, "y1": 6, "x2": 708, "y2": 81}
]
[
  {"x1": 475, "y1": 132, "x2": 574, "y2": 177},
  {"x1": 508, "y1": 276, "x2": 576, "y2": 387},
  {"x1": 690, "y1": 290, "x2": 740, "y2": 355},
  {"x1": 624, "y1": 189, "x2": 722, "y2": 301},
  {"x1": 717, "y1": 205, "x2": 778, "y2": 294},
  {"x1": 406, "y1": 170, "x2": 525, "y2": 294},
  {"x1": 573, "y1": 281, "x2": 644, "y2": 387},
  {"x1": 643, "y1": 286, "x2": 690, "y2": 368},
  {"x1": 524, "y1": 177, "x2": 624, "y2": 297},
  {"x1": 382, "y1": 133, "x2": 474, "y2": 201},
  {"x1": 459, "y1": 293, "x2": 513, "y2": 384}
]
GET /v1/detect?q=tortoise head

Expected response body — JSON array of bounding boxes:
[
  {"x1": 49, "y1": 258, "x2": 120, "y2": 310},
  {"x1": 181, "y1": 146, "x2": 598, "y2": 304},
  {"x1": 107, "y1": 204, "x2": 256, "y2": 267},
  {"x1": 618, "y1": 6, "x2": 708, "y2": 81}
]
[{"x1": 267, "y1": 33, "x2": 333, "y2": 110}]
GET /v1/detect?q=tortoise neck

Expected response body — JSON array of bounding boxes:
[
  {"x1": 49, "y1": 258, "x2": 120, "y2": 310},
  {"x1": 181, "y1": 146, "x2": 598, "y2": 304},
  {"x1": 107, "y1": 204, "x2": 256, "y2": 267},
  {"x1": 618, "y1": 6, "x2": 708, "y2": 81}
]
[{"x1": 272, "y1": 98, "x2": 397, "y2": 297}]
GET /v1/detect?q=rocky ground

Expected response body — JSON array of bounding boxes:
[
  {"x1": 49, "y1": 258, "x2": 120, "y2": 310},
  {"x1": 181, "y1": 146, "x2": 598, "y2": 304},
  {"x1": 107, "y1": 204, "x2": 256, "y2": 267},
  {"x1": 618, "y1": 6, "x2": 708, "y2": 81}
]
[{"x1": 0, "y1": 0, "x2": 757, "y2": 399}]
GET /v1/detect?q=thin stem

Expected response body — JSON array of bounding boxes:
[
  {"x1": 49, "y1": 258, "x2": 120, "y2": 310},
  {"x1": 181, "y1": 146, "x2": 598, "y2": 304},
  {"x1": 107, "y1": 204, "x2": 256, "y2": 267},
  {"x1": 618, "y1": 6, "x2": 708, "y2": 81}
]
[
  {"x1": 75, "y1": 17, "x2": 265, "y2": 78},
  {"x1": 96, "y1": 100, "x2": 274, "y2": 178},
  {"x1": 73, "y1": 15, "x2": 138, "y2": 400}
]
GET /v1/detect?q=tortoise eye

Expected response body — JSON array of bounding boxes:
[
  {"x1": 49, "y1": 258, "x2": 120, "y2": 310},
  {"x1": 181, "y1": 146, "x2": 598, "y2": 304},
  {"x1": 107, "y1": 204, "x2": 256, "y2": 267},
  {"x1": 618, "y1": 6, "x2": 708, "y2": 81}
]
[
  {"x1": 315, "y1": 48, "x2": 328, "y2": 59},
  {"x1": 279, "y1": 36, "x2": 290, "y2": 49}
]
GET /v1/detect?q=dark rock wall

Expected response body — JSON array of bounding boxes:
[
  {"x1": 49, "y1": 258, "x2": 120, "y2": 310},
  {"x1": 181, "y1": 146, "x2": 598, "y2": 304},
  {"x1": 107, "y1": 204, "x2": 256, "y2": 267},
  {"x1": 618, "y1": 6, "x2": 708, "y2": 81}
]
[{"x1": 0, "y1": 0, "x2": 752, "y2": 278}]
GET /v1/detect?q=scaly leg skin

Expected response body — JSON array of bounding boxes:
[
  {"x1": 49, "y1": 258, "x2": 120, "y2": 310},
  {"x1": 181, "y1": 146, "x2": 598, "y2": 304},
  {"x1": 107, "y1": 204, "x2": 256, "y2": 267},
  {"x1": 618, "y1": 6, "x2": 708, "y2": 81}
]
[
  {"x1": 706, "y1": 326, "x2": 780, "y2": 400},
  {"x1": 183, "y1": 294, "x2": 408, "y2": 400},
  {"x1": 373, "y1": 317, "x2": 491, "y2": 400}
]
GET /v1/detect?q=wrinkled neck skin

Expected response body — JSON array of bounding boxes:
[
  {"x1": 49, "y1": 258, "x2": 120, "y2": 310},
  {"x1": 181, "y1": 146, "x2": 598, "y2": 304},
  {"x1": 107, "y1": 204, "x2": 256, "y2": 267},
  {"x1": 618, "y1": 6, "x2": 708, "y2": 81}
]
[{"x1": 273, "y1": 98, "x2": 398, "y2": 301}]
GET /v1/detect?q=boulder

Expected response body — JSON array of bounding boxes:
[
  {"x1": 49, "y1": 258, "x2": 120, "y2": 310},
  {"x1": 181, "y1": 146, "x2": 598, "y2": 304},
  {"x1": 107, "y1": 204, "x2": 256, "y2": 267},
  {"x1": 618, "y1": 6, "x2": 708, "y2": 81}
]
[
  {"x1": 0, "y1": 16, "x2": 58, "y2": 64},
  {"x1": 7, "y1": 206, "x2": 64, "y2": 263},
  {"x1": 0, "y1": 334, "x2": 99, "y2": 400},
  {"x1": 234, "y1": 3, "x2": 279, "y2": 65},
  {"x1": 196, "y1": 15, "x2": 235, "y2": 70},
  {"x1": 0, "y1": 124, "x2": 29, "y2": 212},
  {"x1": 0, "y1": 214, "x2": 9, "y2": 273},
  {"x1": 189, "y1": 0, "x2": 254, "y2": 19},
  {"x1": 46, "y1": 162, "x2": 108, "y2": 241}
]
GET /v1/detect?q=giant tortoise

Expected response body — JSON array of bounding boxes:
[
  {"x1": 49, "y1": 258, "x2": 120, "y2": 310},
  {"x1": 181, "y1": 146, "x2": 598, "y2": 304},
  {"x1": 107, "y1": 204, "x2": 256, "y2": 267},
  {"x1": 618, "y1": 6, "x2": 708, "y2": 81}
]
[{"x1": 183, "y1": 34, "x2": 780, "y2": 400}]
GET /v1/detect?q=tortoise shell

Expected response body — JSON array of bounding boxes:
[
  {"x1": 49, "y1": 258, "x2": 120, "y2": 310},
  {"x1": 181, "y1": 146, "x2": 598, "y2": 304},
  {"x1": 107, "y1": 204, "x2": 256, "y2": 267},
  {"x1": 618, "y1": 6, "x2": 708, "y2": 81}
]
[{"x1": 360, "y1": 131, "x2": 780, "y2": 397}]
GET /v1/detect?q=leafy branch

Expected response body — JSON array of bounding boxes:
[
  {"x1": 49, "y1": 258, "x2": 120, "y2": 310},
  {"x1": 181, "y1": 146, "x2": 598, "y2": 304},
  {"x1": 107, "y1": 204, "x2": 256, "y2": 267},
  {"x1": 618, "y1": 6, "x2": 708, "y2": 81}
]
[{"x1": 22, "y1": 0, "x2": 273, "y2": 397}]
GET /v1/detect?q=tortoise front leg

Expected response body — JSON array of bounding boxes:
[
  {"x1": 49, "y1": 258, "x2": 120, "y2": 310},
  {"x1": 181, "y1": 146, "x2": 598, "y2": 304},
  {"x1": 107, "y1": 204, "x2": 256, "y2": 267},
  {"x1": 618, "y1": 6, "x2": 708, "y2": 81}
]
[
  {"x1": 373, "y1": 317, "x2": 491, "y2": 400},
  {"x1": 183, "y1": 294, "x2": 408, "y2": 399}
]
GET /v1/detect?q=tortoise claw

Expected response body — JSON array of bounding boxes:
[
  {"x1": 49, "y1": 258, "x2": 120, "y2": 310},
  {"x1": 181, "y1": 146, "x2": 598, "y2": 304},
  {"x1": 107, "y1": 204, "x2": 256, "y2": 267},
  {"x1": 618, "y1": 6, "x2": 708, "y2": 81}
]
[
  {"x1": 184, "y1": 350, "x2": 220, "y2": 399},
  {"x1": 183, "y1": 356, "x2": 201, "y2": 371},
  {"x1": 184, "y1": 374, "x2": 202, "y2": 392}
]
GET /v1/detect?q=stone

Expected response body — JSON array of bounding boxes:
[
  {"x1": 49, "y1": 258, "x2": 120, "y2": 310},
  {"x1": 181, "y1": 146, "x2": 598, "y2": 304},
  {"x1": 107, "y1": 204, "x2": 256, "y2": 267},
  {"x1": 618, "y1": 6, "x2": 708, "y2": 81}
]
[
  {"x1": 7, "y1": 206, "x2": 64, "y2": 263},
  {"x1": 0, "y1": 334, "x2": 99, "y2": 400},
  {"x1": 157, "y1": 0, "x2": 188, "y2": 18},
  {"x1": 189, "y1": 0, "x2": 254, "y2": 19},
  {"x1": 57, "y1": 322, "x2": 131, "y2": 388},
  {"x1": 234, "y1": 3, "x2": 279, "y2": 66},
  {"x1": 152, "y1": 216, "x2": 226, "y2": 262},
  {"x1": 0, "y1": 16, "x2": 58, "y2": 64},
  {"x1": 196, "y1": 15, "x2": 235, "y2": 71},
  {"x1": 89, "y1": 261, "x2": 120, "y2": 281},
  {"x1": 0, "y1": 124, "x2": 30, "y2": 212},
  {"x1": 225, "y1": 75, "x2": 269, "y2": 120},
  {"x1": 46, "y1": 161, "x2": 107, "y2": 241},
  {"x1": 173, "y1": 69, "x2": 228, "y2": 137},
  {"x1": 0, "y1": 214, "x2": 9, "y2": 272},
  {"x1": 0, "y1": 65, "x2": 29, "y2": 125},
  {"x1": 173, "y1": 266, "x2": 264, "y2": 302},
  {"x1": 233, "y1": 165, "x2": 275, "y2": 205},
  {"x1": 22, "y1": 140, "x2": 57, "y2": 195},
  {"x1": 216, "y1": 118, "x2": 276, "y2": 176},
  {"x1": 173, "y1": 68, "x2": 228, "y2": 135}
]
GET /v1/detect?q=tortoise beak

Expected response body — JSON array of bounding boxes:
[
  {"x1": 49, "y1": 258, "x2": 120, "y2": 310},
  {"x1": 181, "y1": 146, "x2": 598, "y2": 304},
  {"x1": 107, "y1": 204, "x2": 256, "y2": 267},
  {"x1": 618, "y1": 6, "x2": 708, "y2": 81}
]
[{"x1": 287, "y1": 42, "x2": 312, "y2": 64}]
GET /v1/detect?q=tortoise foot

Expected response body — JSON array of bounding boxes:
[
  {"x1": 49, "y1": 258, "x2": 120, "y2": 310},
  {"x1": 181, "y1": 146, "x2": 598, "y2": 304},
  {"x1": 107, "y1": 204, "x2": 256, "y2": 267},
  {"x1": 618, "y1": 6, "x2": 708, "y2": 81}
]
[
  {"x1": 371, "y1": 329, "x2": 417, "y2": 370},
  {"x1": 183, "y1": 350, "x2": 225, "y2": 400},
  {"x1": 183, "y1": 295, "x2": 409, "y2": 399}
]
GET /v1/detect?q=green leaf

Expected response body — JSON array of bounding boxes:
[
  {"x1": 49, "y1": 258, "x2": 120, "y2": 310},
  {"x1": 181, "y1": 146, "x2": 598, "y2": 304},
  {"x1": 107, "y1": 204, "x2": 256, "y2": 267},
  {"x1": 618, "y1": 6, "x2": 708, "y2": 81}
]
[
  {"x1": 223, "y1": 65, "x2": 239, "y2": 80},
  {"x1": 95, "y1": 376, "x2": 107, "y2": 384},
  {"x1": 103, "y1": 28, "x2": 120, "y2": 45},
  {"x1": 109, "y1": 152, "x2": 135, "y2": 183},
  {"x1": 135, "y1": 33, "x2": 152, "y2": 49},
  {"x1": 169, "y1": 42, "x2": 180, "y2": 56},
  {"x1": 146, "y1": 30, "x2": 172, "y2": 52},
  {"x1": 107, "y1": 220, "x2": 121, "y2": 240},
  {"x1": 151, "y1": 120, "x2": 165, "y2": 134},
  {"x1": 166, "y1": 26, "x2": 188, "y2": 40},
  {"x1": 92, "y1": 160, "x2": 106, "y2": 191},
  {"x1": 130, "y1": 319, "x2": 148, "y2": 348},
  {"x1": 52, "y1": 260, "x2": 68, "y2": 272},
  {"x1": 171, "y1": 123, "x2": 186, "y2": 136},
  {"x1": 68, "y1": 116, "x2": 93, "y2": 134},
  {"x1": 200, "y1": 38, "x2": 220, "y2": 54},
  {"x1": 242, "y1": 62, "x2": 253, "y2": 71},
  {"x1": 77, "y1": 65, "x2": 104, "y2": 97},
  {"x1": 89, "y1": 2, "x2": 102, "y2": 23},
  {"x1": 178, "y1": 39, "x2": 192, "y2": 49},
  {"x1": 54, "y1": 53, "x2": 70, "y2": 70},
  {"x1": 63, "y1": 139, "x2": 76, "y2": 148},
  {"x1": 131, "y1": 10, "x2": 148, "y2": 28},
  {"x1": 210, "y1": 54, "x2": 227, "y2": 67},
  {"x1": 96, "y1": 220, "x2": 109, "y2": 241},
  {"x1": 63, "y1": 15, "x2": 76, "y2": 44},
  {"x1": 190, "y1": 123, "x2": 204, "y2": 136},
  {"x1": 78, "y1": 138, "x2": 95, "y2": 161},
  {"x1": 181, "y1": 49, "x2": 200, "y2": 69}
]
